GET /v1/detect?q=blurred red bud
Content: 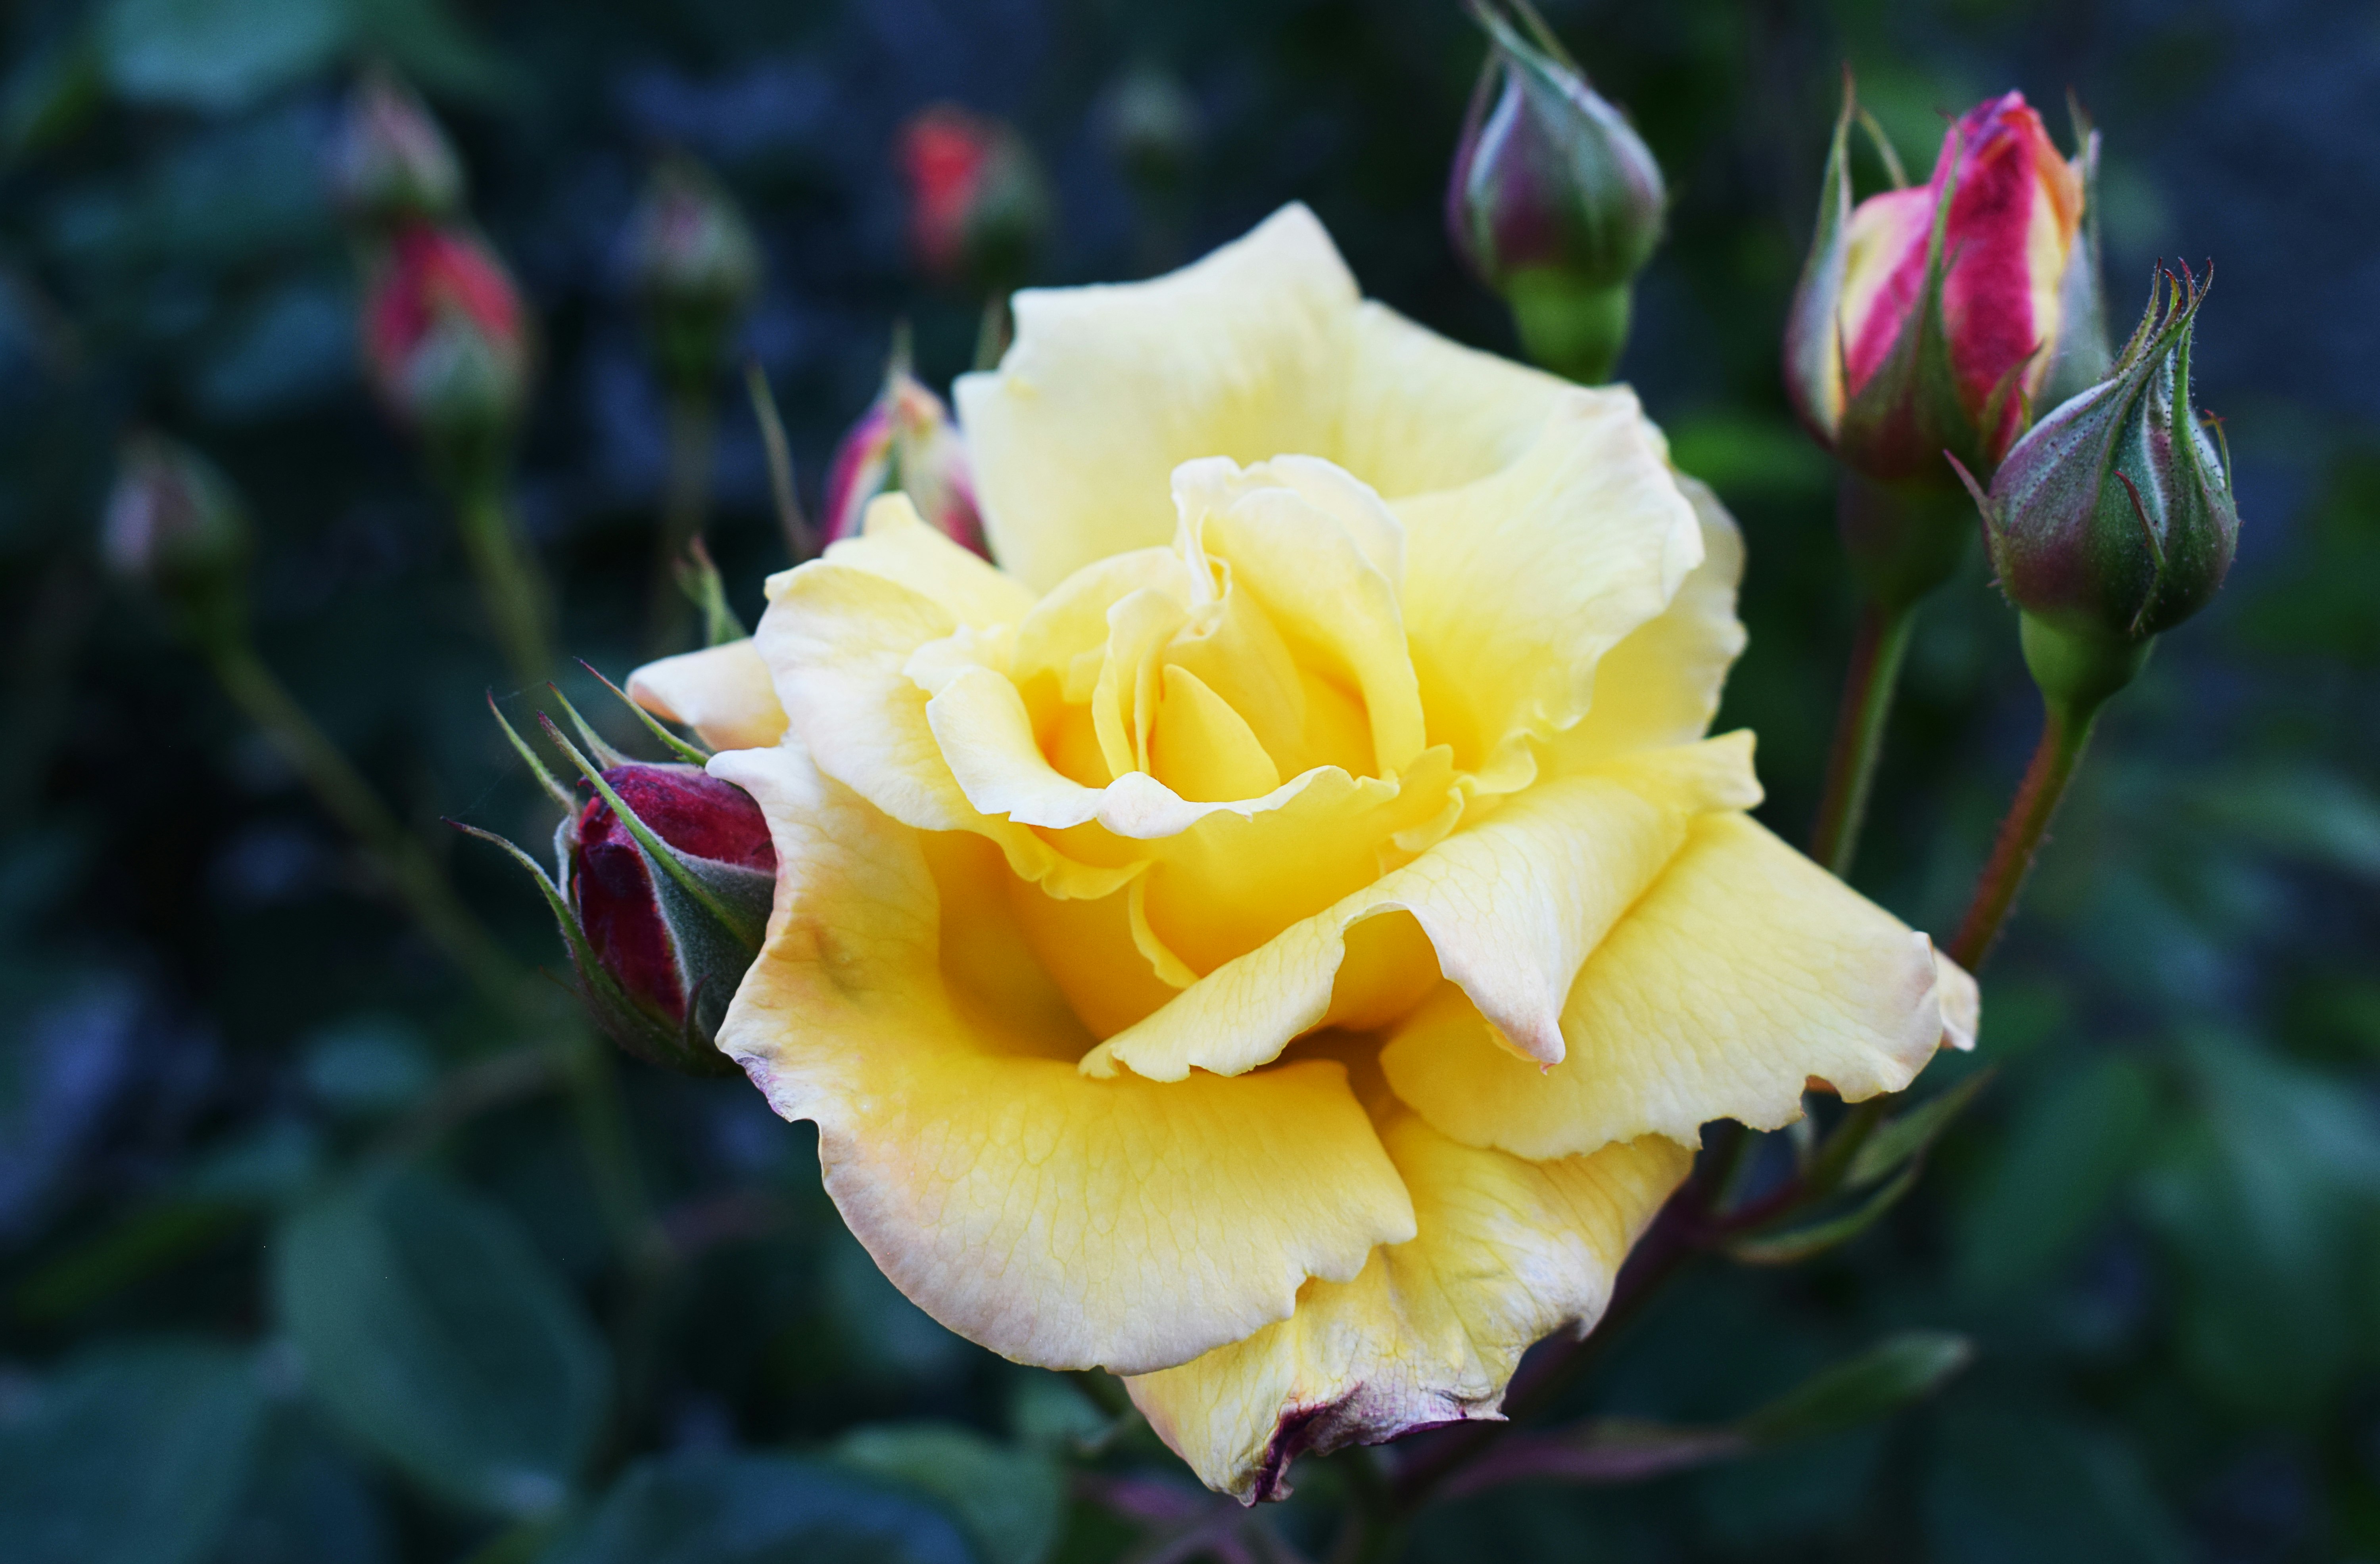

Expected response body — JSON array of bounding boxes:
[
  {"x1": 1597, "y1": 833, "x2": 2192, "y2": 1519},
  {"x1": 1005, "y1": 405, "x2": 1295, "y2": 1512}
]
[
  {"x1": 361, "y1": 223, "x2": 533, "y2": 463},
  {"x1": 898, "y1": 104, "x2": 1053, "y2": 296}
]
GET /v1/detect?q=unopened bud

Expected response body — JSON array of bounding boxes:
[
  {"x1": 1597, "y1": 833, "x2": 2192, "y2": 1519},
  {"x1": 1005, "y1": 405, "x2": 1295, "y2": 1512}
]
[
  {"x1": 898, "y1": 104, "x2": 1053, "y2": 297},
  {"x1": 1787, "y1": 81, "x2": 2101, "y2": 488},
  {"x1": 568, "y1": 761, "x2": 775, "y2": 1071},
  {"x1": 1446, "y1": 0, "x2": 1665, "y2": 383},
  {"x1": 1963, "y1": 265, "x2": 2237, "y2": 713},
  {"x1": 327, "y1": 68, "x2": 465, "y2": 230},
  {"x1": 627, "y1": 155, "x2": 763, "y2": 391},
  {"x1": 361, "y1": 223, "x2": 532, "y2": 471},
  {"x1": 1103, "y1": 66, "x2": 1202, "y2": 195},
  {"x1": 102, "y1": 433, "x2": 253, "y2": 646},
  {"x1": 823, "y1": 348, "x2": 985, "y2": 554}
]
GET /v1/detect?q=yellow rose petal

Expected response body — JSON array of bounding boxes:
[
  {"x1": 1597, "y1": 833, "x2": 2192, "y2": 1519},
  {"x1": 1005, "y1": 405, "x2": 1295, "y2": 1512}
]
[
  {"x1": 954, "y1": 204, "x2": 1360, "y2": 593},
  {"x1": 1380, "y1": 813, "x2": 1976, "y2": 1160},
  {"x1": 1150, "y1": 663, "x2": 1280, "y2": 803},
  {"x1": 1125, "y1": 1112, "x2": 1692, "y2": 1502},
  {"x1": 625, "y1": 637, "x2": 788, "y2": 752},
  {"x1": 713, "y1": 742, "x2": 1418, "y2": 1376}
]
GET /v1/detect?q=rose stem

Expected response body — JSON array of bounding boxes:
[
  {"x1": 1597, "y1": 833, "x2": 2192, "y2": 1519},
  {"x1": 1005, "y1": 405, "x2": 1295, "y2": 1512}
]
[
  {"x1": 1948, "y1": 691, "x2": 2101, "y2": 970},
  {"x1": 1807, "y1": 598, "x2": 1916, "y2": 878},
  {"x1": 643, "y1": 383, "x2": 716, "y2": 656},
  {"x1": 451, "y1": 462, "x2": 557, "y2": 690},
  {"x1": 205, "y1": 637, "x2": 660, "y2": 1281}
]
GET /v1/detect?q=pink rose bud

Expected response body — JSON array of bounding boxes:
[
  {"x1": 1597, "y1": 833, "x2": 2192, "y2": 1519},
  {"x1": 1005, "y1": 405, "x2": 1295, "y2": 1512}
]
[
  {"x1": 1446, "y1": 0, "x2": 1665, "y2": 383},
  {"x1": 361, "y1": 222, "x2": 533, "y2": 462},
  {"x1": 898, "y1": 104, "x2": 1053, "y2": 295},
  {"x1": 1788, "y1": 84, "x2": 2102, "y2": 486},
  {"x1": 568, "y1": 763, "x2": 776, "y2": 1070},
  {"x1": 327, "y1": 67, "x2": 466, "y2": 230},
  {"x1": 821, "y1": 358, "x2": 986, "y2": 555},
  {"x1": 626, "y1": 154, "x2": 764, "y2": 391},
  {"x1": 1963, "y1": 265, "x2": 2236, "y2": 712},
  {"x1": 102, "y1": 433, "x2": 253, "y2": 646}
]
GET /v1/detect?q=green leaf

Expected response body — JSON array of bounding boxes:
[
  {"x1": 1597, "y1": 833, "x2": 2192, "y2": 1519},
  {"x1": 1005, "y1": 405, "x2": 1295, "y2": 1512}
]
[
  {"x1": 98, "y1": 0, "x2": 348, "y2": 112},
  {"x1": 538, "y1": 1452, "x2": 976, "y2": 1564},
  {"x1": 1846, "y1": 1068, "x2": 1993, "y2": 1189},
  {"x1": 0, "y1": 1340, "x2": 265, "y2": 1564},
  {"x1": 1955, "y1": 1055, "x2": 2156, "y2": 1299},
  {"x1": 834, "y1": 1423, "x2": 1065, "y2": 1564},
  {"x1": 273, "y1": 1170, "x2": 610, "y2": 1518},
  {"x1": 1737, "y1": 1330, "x2": 1974, "y2": 1447},
  {"x1": 1723, "y1": 1158, "x2": 1921, "y2": 1265}
]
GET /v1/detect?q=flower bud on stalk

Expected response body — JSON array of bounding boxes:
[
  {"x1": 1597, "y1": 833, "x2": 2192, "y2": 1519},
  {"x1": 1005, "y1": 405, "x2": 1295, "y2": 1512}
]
[
  {"x1": 362, "y1": 222, "x2": 534, "y2": 479},
  {"x1": 102, "y1": 433, "x2": 253, "y2": 650},
  {"x1": 1788, "y1": 82, "x2": 2102, "y2": 491},
  {"x1": 1446, "y1": 0, "x2": 1665, "y2": 384},
  {"x1": 627, "y1": 154, "x2": 763, "y2": 393},
  {"x1": 898, "y1": 104, "x2": 1054, "y2": 299},
  {"x1": 327, "y1": 67, "x2": 466, "y2": 230},
  {"x1": 822, "y1": 349, "x2": 986, "y2": 555},
  {"x1": 469, "y1": 690, "x2": 776, "y2": 1077},
  {"x1": 1960, "y1": 264, "x2": 2237, "y2": 715}
]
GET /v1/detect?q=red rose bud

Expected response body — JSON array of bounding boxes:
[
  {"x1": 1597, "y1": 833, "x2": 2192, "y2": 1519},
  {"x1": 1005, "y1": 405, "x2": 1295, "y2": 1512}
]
[
  {"x1": 327, "y1": 67, "x2": 465, "y2": 230},
  {"x1": 1963, "y1": 265, "x2": 2237, "y2": 713},
  {"x1": 898, "y1": 104, "x2": 1053, "y2": 296},
  {"x1": 628, "y1": 154, "x2": 763, "y2": 391},
  {"x1": 362, "y1": 223, "x2": 533, "y2": 466},
  {"x1": 566, "y1": 762, "x2": 776, "y2": 1071},
  {"x1": 1788, "y1": 82, "x2": 2100, "y2": 487},
  {"x1": 102, "y1": 433, "x2": 253, "y2": 647},
  {"x1": 822, "y1": 357, "x2": 985, "y2": 554},
  {"x1": 1446, "y1": 0, "x2": 1665, "y2": 384}
]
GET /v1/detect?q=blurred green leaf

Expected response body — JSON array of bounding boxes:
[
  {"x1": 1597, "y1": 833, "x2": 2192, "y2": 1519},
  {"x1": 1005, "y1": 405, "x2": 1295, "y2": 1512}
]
[
  {"x1": 1925, "y1": 1405, "x2": 2189, "y2": 1564},
  {"x1": 834, "y1": 1422, "x2": 1065, "y2": 1564},
  {"x1": 2181, "y1": 766, "x2": 2380, "y2": 880},
  {"x1": 1724, "y1": 1159, "x2": 1920, "y2": 1265},
  {"x1": 1846, "y1": 1068, "x2": 1994, "y2": 1189},
  {"x1": 1738, "y1": 1330, "x2": 1973, "y2": 1446},
  {"x1": 0, "y1": 1340, "x2": 265, "y2": 1564},
  {"x1": 98, "y1": 0, "x2": 350, "y2": 112},
  {"x1": 272, "y1": 1170, "x2": 609, "y2": 1518},
  {"x1": 208, "y1": 1410, "x2": 395, "y2": 1564},
  {"x1": 537, "y1": 1451, "x2": 977, "y2": 1564},
  {"x1": 1665, "y1": 411, "x2": 1834, "y2": 503},
  {"x1": 2, "y1": 30, "x2": 106, "y2": 159},
  {"x1": 1955, "y1": 1055, "x2": 2157, "y2": 1299}
]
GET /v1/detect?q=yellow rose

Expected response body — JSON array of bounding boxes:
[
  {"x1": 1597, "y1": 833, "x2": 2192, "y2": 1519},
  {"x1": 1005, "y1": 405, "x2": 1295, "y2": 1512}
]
[{"x1": 628, "y1": 205, "x2": 1978, "y2": 1501}]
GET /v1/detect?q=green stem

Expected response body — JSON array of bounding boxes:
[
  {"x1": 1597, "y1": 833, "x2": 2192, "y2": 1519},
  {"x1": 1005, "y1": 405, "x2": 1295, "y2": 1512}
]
[
  {"x1": 645, "y1": 387, "x2": 716, "y2": 656},
  {"x1": 1808, "y1": 600, "x2": 1916, "y2": 878},
  {"x1": 207, "y1": 642, "x2": 520, "y2": 1008},
  {"x1": 1948, "y1": 694, "x2": 2100, "y2": 970},
  {"x1": 1505, "y1": 271, "x2": 1632, "y2": 385},
  {"x1": 453, "y1": 472, "x2": 556, "y2": 689}
]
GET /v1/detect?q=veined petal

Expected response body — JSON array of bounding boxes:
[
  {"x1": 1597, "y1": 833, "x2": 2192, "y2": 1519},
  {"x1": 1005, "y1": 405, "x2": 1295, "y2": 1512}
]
[
  {"x1": 627, "y1": 637, "x2": 789, "y2": 752},
  {"x1": 1551, "y1": 474, "x2": 1748, "y2": 766},
  {"x1": 1381, "y1": 813, "x2": 1977, "y2": 1161},
  {"x1": 956, "y1": 204, "x2": 1361, "y2": 593},
  {"x1": 1126, "y1": 1112, "x2": 1692, "y2": 1502},
  {"x1": 711, "y1": 742, "x2": 1418, "y2": 1375},
  {"x1": 1086, "y1": 735, "x2": 1760, "y2": 1080},
  {"x1": 1398, "y1": 387, "x2": 1704, "y2": 794}
]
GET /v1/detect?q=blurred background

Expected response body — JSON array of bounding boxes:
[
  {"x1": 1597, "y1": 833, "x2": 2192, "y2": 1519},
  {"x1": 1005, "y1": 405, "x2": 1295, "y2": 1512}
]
[{"x1": 3, "y1": 0, "x2": 2378, "y2": 1560}]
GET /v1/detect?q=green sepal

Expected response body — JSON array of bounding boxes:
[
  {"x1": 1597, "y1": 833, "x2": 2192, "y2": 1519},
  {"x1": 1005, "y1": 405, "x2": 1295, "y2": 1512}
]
[
  {"x1": 579, "y1": 659, "x2": 710, "y2": 765},
  {"x1": 673, "y1": 537, "x2": 747, "y2": 648},
  {"x1": 486, "y1": 690, "x2": 574, "y2": 811},
  {"x1": 545, "y1": 683, "x2": 629, "y2": 770},
  {"x1": 536, "y1": 714, "x2": 771, "y2": 955},
  {"x1": 1782, "y1": 69, "x2": 1858, "y2": 446},
  {"x1": 449, "y1": 820, "x2": 736, "y2": 1078}
]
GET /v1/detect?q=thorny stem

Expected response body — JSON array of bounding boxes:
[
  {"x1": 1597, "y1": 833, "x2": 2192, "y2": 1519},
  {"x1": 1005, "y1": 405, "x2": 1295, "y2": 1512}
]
[
  {"x1": 1809, "y1": 599, "x2": 1916, "y2": 878},
  {"x1": 452, "y1": 469, "x2": 556, "y2": 689},
  {"x1": 1949, "y1": 695, "x2": 2100, "y2": 970}
]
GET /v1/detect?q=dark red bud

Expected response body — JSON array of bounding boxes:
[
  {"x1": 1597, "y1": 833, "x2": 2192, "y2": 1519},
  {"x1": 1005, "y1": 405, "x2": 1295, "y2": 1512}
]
[{"x1": 570, "y1": 763, "x2": 775, "y2": 1033}]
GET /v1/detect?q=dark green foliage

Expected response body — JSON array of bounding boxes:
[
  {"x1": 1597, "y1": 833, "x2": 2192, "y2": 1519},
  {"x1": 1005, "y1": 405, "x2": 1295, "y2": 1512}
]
[{"x1": 2, "y1": 0, "x2": 2376, "y2": 1561}]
